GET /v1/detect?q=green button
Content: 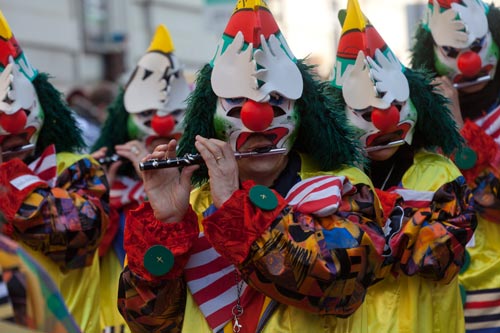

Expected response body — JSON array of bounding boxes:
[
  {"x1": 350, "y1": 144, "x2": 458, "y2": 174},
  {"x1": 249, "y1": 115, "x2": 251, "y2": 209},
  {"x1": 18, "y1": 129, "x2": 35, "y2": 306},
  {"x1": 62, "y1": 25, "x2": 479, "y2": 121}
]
[
  {"x1": 143, "y1": 245, "x2": 174, "y2": 276},
  {"x1": 459, "y1": 250, "x2": 471, "y2": 274},
  {"x1": 249, "y1": 185, "x2": 278, "y2": 211},
  {"x1": 455, "y1": 147, "x2": 477, "y2": 170}
]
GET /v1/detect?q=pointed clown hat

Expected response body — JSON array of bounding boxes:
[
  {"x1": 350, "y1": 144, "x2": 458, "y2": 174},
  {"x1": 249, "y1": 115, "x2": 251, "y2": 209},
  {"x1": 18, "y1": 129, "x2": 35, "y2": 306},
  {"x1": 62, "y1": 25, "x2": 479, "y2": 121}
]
[
  {"x1": 209, "y1": 0, "x2": 303, "y2": 103},
  {"x1": 147, "y1": 24, "x2": 175, "y2": 53},
  {"x1": 331, "y1": 0, "x2": 404, "y2": 90},
  {"x1": 0, "y1": 10, "x2": 37, "y2": 81}
]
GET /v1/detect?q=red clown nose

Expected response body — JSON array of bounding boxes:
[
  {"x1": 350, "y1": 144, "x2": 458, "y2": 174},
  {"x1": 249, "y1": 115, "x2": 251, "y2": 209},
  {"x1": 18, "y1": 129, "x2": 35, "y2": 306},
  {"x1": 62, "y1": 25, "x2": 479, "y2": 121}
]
[
  {"x1": 457, "y1": 51, "x2": 482, "y2": 78},
  {"x1": 151, "y1": 114, "x2": 175, "y2": 136},
  {"x1": 0, "y1": 110, "x2": 27, "y2": 133},
  {"x1": 371, "y1": 105, "x2": 399, "y2": 132},
  {"x1": 241, "y1": 100, "x2": 274, "y2": 132}
]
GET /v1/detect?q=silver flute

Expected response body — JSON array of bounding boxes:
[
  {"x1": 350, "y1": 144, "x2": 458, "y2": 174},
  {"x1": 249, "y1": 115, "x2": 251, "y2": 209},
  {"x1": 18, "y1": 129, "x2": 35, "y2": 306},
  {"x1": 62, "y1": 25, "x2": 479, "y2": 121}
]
[
  {"x1": 1, "y1": 143, "x2": 35, "y2": 158},
  {"x1": 364, "y1": 139, "x2": 405, "y2": 153},
  {"x1": 453, "y1": 75, "x2": 491, "y2": 89},
  {"x1": 139, "y1": 147, "x2": 287, "y2": 171}
]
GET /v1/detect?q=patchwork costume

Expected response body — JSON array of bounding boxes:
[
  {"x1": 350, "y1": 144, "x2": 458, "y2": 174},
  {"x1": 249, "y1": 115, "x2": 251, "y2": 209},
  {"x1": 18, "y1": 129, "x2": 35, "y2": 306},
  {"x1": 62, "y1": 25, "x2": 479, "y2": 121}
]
[
  {"x1": 118, "y1": 1, "x2": 390, "y2": 332},
  {"x1": 0, "y1": 9, "x2": 110, "y2": 333},
  {"x1": 0, "y1": 233, "x2": 80, "y2": 333},
  {"x1": 411, "y1": 1, "x2": 500, "y2": 331},
  {"x1": 325, "y1": 0, "x2": 477, "y2": 332},
  {"x1": 93, "y1": 23, "x2": 190, "y2": 333}
]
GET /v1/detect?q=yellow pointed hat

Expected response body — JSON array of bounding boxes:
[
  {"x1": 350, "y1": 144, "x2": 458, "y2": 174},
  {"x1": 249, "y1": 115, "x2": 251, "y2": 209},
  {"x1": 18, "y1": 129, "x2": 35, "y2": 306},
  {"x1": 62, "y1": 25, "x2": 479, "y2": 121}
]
[
  {"x1": 147, "y1": 24, "x2": 175, "y2": 54},
  {"x1": 0, "y1": 9, "x2": 37, "y2": 80},
  {"x1": 331, "y1": 0, "x2": 396, "y2": 88}
]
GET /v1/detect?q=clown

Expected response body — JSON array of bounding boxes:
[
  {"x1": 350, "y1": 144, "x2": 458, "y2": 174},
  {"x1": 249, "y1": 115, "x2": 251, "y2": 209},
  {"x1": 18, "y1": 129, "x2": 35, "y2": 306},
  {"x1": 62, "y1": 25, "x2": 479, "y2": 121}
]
[
  {"x1": 325, "y1": 0, "x2": 476, "y2": 332},
  {"x1": 123, "y1": 24, "x2": 190, "y2": 146},
  {"x1": 117, "y1": 1, "x2": 392, "y2": 332},
  {"x1": 91, "y1": 23, "x2": 191, "y2": 333},
  {"x1": 95, "y1": 24, "x2": 190, "y2": 157},
  {"x1": 0, "y1": 9, "x2": 110, "y2": 333},
  {"x1": 411, "y1": 1, "x2": 500, "y2": 331}
]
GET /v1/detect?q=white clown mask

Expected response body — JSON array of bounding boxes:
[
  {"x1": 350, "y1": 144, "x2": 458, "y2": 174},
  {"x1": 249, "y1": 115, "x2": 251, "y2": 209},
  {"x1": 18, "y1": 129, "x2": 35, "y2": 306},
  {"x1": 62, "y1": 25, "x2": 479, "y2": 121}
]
[
  {"x1": 427, "y1": 0, "x2": 499, "y2": 87},
  {"x1": 342, "y1": 50, "x2": 417, "y2": 149},
  {"x1": 123, "y1": 25, "x2": 190, "y2": 145},
  {"x1": 0, "y1": 57, "x2": 43, "y2": 150},
  {"x1": 211, "y1": 32, "x2": 303, "y2": 153}
]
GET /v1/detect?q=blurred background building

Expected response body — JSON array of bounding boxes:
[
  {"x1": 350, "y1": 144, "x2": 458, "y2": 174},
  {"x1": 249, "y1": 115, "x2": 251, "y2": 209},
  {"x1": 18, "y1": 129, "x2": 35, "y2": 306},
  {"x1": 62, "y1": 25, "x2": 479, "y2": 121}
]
[{"x1": 0, "y1": 0, "x2": 498, "y2": 92}]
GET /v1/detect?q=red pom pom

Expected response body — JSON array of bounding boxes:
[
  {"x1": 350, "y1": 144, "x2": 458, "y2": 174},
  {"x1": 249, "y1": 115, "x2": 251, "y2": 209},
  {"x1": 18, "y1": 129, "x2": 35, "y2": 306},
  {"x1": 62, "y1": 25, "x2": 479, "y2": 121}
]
[
  {"x1": 0, "y1": 111, "x2": 27, "y2": 134},
  {"x1": 457, "y1": 51, "x2": 482, "y2": 78},
  {"x1": 241, "y1": 100, "x2": 274, "y2": 132},
  {"x1": 371, "y1": 105, "x2": 399, "y2": 132},
  {"x1": 151, "y1": 114, "x2": 175, "y2": 137}
]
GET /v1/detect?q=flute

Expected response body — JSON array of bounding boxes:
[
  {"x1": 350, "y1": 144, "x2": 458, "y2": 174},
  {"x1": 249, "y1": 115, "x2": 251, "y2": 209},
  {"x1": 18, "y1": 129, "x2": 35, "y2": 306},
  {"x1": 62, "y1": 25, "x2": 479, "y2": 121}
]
[
  {"x1": 453, "y1": 75, "x2": 490, "y2": 89},
  {"x1": 139, "y1": 147, "x2": 287, "y2": 171},
  {"x1": 1, "y1": 143, "x2": 35, "y2": 158},
  {"x1": 364, "y1": 139, "x2": 405, "y2": 153}
]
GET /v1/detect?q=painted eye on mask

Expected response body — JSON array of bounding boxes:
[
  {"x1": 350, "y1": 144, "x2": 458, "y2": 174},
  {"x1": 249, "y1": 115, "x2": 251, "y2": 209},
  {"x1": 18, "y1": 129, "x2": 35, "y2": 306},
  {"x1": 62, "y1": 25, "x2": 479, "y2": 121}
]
[
  {"x1": 170, "y1": 109, "x2": 184, "y2": 117},
  {"x1": 353, "y1": 106, "x2": 373, "y2": 122},
  {"x1": 269, "y1": 93, "x2": 288, "y2": 117},
  {"x1": 226, "y1": 97, "x2": 246, "y2": 106},
  {"x1": 441, "y1": 46, "x2": 460, "y2": 58},
  {"x1": 470, "y1": 36, "x2": 486, "y2": 53},
  {"x1": 269, "y1": 93, "x2": 284, "y2": 106},
  {"x1": 137, "y1": 110, "x2": 155, "y2": 118}
]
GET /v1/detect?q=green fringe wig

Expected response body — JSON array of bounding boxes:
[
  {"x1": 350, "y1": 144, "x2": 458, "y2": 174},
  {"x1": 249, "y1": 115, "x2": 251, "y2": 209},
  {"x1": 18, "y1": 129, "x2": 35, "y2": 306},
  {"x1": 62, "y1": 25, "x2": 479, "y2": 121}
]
[
  {"x1": 92, "y1": 87, "x2": 129, "y2": 153},
  {"x1": 411, "y1": 3, "x2": 500, "y2": 73},
  {"x1": 178, "y1": 60, "x2": 365, "y2": 186},
  {"x1": 405, "y1": 68, "x2": 464, "y2": 155},
  {"x1": 325, "y1": 68, "x2": 464, "y2": 159},
  {"x1": 33, "y1": 73, "x2": 85, "y2": 156},
  {"x1": 91, "y1": 88, "x2": 138, "y2": 178}
]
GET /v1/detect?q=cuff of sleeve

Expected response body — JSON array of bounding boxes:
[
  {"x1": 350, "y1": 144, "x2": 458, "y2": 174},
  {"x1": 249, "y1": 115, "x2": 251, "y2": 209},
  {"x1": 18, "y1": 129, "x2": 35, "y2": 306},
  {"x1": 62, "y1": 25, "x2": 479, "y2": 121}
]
[
  {"x1": 124, "y1": 201, "x2": 199, "y2": 281},
  {"x1": 0, "y1": 159, "x2": 48, "y2": 221},
  {"x1": 202, "y1": 180, "x2": 288, "y2": 265}
]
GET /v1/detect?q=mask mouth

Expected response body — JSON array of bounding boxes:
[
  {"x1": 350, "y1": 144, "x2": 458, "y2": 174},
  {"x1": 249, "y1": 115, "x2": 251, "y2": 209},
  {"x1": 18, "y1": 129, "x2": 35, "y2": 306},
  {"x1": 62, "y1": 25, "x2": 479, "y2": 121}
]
[
  {"x1": 367, "y1": 131, "x2": 403, "y2": 148},
  {"x1": 365, "y1": 122, "x2": 412, "y2": 148},
  {"x1": 235, "y1": 128, "x2": 289, "y2": 151},
  {"x1": 453, "y1": 73, "x2": 491, "y2": 89},
  {"x1": 1, "y1": 132, "x2": 29, "y2": 151},
  {"x1": 1, "y1": 133, "x2": 34, "y2": 159}
]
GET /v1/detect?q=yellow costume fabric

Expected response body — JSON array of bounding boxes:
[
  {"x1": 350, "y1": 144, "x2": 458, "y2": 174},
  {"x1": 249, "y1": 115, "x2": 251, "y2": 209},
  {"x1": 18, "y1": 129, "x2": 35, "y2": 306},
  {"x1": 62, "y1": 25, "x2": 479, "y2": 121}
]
[{"x1": 335, "y1": 151, "x2": 466, "y2": 333}]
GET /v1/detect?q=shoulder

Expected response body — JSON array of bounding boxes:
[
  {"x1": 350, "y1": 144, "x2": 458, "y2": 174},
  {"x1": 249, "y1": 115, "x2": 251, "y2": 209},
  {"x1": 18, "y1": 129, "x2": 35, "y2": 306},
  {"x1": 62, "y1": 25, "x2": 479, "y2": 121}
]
[
  {"x1": 300, "y1": 163, "x2": 374, "y2": 187},
  {"x1": 402, "y1": 150, "x2": 462, "y2": 191},
  {"x1": 56, "y1": 152, "x2": 98, "y2": 173}
]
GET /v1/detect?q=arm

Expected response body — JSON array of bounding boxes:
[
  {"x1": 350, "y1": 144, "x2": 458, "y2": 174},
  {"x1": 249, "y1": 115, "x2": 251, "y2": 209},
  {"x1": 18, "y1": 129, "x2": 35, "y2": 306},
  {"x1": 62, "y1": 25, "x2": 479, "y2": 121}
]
[
  {"x1": 384, "y1": 176, "x2": 477, "y2": 282},
  {"x1": 0, "y1": 155, "x2": 110, "y2": 271},
  {"x1": 117, "y1": 202, "x2": 199, "y2": 333},
  {"x1": 202, "y1": 180, "x2": 387, "y2": 316}
]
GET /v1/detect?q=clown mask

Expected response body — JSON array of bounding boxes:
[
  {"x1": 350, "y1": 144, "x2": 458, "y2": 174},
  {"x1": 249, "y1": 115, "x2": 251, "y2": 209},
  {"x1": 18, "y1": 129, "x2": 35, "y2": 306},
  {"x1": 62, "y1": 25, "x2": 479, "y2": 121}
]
[
  {"x1": 342, "y1": 50, "x2": 417, "y2": 151},
  {"x1": 124, "y1": 25, "x2": 190, "y2": 146},
  {"x1": 211, "y1": 32, "x2": 303, "y2": 153},
  {"x1": 0, "y1": 57, "x2": 43, "y2": 156},
  {"x1": 428, "y1": 0, "x2": 499, "y2": 89}
]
